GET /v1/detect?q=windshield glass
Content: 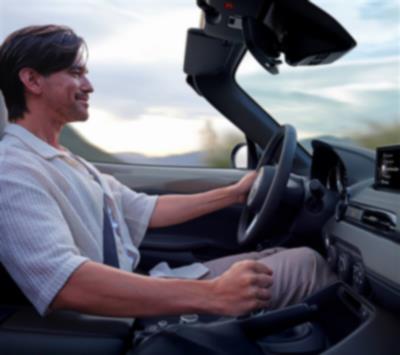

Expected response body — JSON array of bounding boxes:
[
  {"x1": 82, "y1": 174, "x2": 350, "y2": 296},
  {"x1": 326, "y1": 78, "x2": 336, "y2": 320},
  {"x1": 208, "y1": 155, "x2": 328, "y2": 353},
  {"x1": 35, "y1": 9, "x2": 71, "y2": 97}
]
[{"x1": 236, "y1": 0, "x2": 400, "y2": 152}]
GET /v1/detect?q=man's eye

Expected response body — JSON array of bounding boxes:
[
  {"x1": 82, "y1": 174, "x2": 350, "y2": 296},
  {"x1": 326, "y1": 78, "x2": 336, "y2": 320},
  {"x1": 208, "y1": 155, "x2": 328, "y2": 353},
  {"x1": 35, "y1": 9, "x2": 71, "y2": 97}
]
[{"x1": 69, "y1": 69, "x2": 83, "y2": 77}]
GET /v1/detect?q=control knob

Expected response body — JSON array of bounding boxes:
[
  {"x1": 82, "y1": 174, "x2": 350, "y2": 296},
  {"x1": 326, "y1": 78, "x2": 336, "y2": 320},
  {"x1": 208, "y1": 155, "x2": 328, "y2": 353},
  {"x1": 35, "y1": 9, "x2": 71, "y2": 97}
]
[
  {"x1": 309, "y1": 179, "x2": 325, "y2": 200},
  {"x1": 307, "y1": 180, "x2": 325, "y2": 213}
]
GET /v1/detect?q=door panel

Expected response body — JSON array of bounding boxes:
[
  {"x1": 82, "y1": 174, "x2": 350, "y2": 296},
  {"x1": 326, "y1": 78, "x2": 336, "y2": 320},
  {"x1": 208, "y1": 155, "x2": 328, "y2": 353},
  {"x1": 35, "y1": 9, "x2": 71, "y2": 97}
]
[
  {"x1": 95, "y1": 163, "x2": 249, "y2": 270},
  {"x1": 95, "y1": 163, "x2": 246, "y2": 194}
]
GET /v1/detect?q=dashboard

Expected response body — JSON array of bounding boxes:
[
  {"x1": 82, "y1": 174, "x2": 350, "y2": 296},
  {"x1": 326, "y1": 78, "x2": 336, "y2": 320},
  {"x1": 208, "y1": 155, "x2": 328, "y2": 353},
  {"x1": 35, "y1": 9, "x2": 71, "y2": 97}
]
[
  {"x1": 311, "y1": 140, "x2": 348, "y2": 195},
  {"x1": 325, "y1": 162, "x2": 346, "y2": 193},
  {"x1": 310, "y1": 140, "x2": 400, "y2": 314}
]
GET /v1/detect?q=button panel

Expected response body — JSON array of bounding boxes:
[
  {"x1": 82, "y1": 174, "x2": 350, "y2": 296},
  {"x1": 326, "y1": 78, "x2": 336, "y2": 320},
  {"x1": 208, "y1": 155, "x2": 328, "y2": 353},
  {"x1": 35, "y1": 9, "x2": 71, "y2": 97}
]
[{"x1": 324, "y1": 235, "x2": 368, "y2": 295}]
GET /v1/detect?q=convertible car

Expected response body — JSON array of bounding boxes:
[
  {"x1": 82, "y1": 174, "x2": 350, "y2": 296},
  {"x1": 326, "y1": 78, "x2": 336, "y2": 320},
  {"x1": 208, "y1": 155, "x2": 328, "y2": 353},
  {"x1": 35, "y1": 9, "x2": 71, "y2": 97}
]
[{"x1": 0, "y1": 0, "x2": 399, "y2": 354}]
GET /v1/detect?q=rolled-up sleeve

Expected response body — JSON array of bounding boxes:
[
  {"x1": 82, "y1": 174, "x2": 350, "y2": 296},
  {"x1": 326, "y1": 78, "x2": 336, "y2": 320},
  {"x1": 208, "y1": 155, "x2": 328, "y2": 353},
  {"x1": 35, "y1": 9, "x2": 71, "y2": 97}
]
[{"x1": 0, "y1": 173, "x2": 89, "y2": 316}]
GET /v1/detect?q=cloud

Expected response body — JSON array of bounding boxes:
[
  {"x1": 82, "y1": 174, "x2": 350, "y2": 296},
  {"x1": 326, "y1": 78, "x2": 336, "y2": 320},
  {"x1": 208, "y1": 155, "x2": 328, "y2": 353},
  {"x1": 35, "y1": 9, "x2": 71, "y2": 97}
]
[
  {"x1": 88, "y1": 6, "x2": 199, "y2": 66},
  {"x1": 360, "y1": 0, "x2": 400, "y2": 25},
  {"x1": 89, "y1": 62, "x2": 216, "y2": 121},
  {"x1": 238, "y1": 55, "x2": 399, "y2": 137},
  {"x1": 314, "y1": 0, "x2": 400, "y2": 62},
  {"x1": 1, "y1": 1, "x2": 199, "y2": 61},
  {"x1": 1, "y1": 1, "x2": 130, "y2": 41}
]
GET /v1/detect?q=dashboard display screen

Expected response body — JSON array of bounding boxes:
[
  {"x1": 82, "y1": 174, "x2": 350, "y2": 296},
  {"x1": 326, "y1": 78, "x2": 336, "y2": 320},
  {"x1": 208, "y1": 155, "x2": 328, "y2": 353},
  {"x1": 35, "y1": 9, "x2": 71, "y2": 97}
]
[{"x1": 375, "y1": 145, "x2": 400, "y2": 191}]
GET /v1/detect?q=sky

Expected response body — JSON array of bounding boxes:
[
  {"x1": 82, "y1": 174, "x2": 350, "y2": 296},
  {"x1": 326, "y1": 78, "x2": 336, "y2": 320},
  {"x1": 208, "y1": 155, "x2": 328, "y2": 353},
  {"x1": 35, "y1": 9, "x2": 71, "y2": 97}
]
[
  {"x1": 237, "y1": 0, "x2": 400, "y2": 139},
  {"x1": 0, "y1": 0, "x2": 399, "y2": 156}
]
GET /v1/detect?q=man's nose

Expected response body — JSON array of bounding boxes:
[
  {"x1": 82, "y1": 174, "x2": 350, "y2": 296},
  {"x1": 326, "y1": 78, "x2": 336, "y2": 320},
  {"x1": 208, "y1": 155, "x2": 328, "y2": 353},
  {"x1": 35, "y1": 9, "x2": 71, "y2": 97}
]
[{"x1": 82, "y1": 75, "x2": 94, "y2": 93}]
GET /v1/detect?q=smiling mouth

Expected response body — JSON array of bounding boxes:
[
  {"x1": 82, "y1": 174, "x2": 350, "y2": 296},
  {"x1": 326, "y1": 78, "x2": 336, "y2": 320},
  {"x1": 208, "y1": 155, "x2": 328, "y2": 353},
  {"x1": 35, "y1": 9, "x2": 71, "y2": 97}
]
[
  {"x1": 78, "y1": 100, "x2": 89, "y2": 108},
  {"x1": 75, "y1": 94, "x2": 89, "y2": 107}
]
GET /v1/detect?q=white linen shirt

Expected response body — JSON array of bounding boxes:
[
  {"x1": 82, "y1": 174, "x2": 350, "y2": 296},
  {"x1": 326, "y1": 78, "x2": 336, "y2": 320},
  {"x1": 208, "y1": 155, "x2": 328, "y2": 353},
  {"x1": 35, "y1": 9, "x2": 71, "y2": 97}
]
[{"x1": 0, "y1": 124, "x2": 158, "y2": 315}]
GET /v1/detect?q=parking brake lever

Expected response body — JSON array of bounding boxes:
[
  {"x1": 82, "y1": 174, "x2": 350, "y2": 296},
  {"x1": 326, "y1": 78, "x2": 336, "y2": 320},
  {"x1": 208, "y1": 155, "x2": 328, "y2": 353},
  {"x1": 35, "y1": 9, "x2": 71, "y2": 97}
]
[{"x1": 238, "y1": 304, "x2": 318, "y2": 338}]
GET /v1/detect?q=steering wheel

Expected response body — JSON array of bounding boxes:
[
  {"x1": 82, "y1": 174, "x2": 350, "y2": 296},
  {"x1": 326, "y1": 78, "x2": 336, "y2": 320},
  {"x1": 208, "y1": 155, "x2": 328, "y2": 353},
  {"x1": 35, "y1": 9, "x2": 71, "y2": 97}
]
[{"x1": 237, "y1": 125, "x2": 297, "y2": 246}]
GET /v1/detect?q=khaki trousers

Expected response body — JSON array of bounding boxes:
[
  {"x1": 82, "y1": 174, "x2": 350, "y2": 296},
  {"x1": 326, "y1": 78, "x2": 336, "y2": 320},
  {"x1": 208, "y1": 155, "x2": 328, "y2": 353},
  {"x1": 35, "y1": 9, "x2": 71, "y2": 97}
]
[{"x1": 202, "y1": 247, "x2": 337, "y2": 309}]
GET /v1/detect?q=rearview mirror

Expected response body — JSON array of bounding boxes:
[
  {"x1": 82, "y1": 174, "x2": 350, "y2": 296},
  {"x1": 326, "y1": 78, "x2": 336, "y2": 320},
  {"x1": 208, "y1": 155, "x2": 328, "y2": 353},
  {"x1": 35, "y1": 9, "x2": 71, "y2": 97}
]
[
  {"x1": 198, "y1": 0, "x2": 356, "y2": 75},
  {"x1": 242, "y1": 0, "x2": 357, "y2": 74}
]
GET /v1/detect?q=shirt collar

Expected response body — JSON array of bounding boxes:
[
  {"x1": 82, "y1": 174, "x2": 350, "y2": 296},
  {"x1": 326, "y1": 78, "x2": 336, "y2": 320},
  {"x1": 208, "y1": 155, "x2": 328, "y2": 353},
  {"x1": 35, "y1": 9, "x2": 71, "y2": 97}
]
[{"x1": 3, "y1": 123, "x2": 67, "y2": 160}]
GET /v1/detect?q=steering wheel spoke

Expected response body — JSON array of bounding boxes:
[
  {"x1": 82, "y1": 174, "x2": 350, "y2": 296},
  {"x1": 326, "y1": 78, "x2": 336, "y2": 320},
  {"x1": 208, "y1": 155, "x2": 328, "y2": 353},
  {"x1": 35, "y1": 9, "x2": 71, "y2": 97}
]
[
  {"x1": 245, "y1": 213, "x2": 260, "y2": 237},
  {"x1": 237, "y1": 125, "x2": 297, "y2": 246}
]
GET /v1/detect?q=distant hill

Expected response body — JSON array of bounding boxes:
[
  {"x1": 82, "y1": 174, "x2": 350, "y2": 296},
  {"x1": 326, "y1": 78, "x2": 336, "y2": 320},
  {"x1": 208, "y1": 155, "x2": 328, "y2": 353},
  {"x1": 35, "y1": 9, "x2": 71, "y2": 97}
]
[
  {"x1": 60, "y1": 125, "x2": 206, "y2": 166},
  {"x1": 60, "y1": 125, "x2": 121, "y2": 163}
]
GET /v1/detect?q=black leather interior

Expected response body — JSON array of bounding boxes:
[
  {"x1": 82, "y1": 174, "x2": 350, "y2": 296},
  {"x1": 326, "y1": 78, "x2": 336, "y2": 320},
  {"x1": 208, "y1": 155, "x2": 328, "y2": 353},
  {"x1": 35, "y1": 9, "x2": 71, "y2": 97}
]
[
  {"x1": 0, "y1": 264, "x2": 30, "y2": 305},
  {"x1": 0, "y1": 306, "x2": 134, "y2": 355},
  {"x1": 0, "y1": 265, "x2": 135, "y2": 355}
]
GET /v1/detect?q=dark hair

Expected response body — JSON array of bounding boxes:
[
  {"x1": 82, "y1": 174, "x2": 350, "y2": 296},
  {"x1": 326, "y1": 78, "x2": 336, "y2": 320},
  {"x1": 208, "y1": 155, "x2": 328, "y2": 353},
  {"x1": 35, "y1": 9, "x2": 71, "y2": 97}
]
[{"x1": 0, "y1": 25, "x2": 86, "y2": 121}]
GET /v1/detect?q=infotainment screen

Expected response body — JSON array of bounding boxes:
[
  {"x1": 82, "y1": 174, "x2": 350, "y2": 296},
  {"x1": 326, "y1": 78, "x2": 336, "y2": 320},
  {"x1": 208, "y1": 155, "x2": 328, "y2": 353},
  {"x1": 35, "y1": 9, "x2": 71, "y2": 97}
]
[{"x1": 375, "y1": 145, "x2": 400, "y2": 192}]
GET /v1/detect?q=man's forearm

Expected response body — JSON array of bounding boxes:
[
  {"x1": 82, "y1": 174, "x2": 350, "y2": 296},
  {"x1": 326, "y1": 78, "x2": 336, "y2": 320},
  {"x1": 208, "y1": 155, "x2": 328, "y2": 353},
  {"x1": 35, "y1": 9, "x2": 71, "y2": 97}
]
[
  {"x1": 149, "y1": 185, "x2": 239, "y2": 228},
  {"x1": 51, "y1": 261, "x2": 217, "y2": 317},
  {"x1": 148, "y1": 171, "x2": 257, "y2": 228},
  {"x1": 52, "y1": 258, "x2": 273, "y2": 317}
]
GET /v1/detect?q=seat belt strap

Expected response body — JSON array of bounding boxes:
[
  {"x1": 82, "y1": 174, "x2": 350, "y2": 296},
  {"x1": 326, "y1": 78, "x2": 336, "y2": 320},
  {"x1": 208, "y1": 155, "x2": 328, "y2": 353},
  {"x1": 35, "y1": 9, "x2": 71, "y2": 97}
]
[{"x1": 102, "y1": 205, "x2": 120, "y2": 268}]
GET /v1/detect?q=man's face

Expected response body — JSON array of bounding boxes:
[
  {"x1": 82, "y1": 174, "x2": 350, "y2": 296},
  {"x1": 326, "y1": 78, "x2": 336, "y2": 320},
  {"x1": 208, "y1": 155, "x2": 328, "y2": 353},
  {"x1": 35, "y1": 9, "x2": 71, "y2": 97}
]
[{"x1": 40, "y1": 63, "x2": 94, "y2": 124}]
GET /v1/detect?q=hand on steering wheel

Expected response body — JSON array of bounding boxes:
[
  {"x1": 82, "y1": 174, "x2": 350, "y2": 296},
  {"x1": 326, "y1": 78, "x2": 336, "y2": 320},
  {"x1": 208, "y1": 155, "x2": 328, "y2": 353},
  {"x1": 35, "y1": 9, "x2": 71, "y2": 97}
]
[{"x1": 237, "y1": 125, "x2": 297, "y2": 246}]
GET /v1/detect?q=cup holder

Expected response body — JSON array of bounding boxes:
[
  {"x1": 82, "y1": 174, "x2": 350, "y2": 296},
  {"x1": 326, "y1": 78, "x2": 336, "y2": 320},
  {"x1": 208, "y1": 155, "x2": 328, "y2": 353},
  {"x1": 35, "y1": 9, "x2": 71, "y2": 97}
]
[{"x1": 258, "y1": 322, "x2": 328, "y2": 354}]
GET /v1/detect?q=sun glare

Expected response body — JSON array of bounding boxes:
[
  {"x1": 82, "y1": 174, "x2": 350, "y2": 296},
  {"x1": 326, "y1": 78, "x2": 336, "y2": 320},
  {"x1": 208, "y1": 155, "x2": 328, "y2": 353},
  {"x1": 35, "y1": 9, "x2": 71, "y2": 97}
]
[{"x1": 71, "y1": 108, "x2": 205, "y2": 157}]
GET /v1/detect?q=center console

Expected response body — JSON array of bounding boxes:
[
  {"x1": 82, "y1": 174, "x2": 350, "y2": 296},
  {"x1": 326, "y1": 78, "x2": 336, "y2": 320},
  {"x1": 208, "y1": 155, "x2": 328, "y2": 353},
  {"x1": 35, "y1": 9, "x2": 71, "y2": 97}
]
[
  {"x1": 322, "y1": 145, "x2": 400, "y2": 315},
  {"x1": 130, "y1": 283, "x2": 400, "y2": 355},
  {"x1": 130, "y1": 146, "x2": 400, "y2": 355}
]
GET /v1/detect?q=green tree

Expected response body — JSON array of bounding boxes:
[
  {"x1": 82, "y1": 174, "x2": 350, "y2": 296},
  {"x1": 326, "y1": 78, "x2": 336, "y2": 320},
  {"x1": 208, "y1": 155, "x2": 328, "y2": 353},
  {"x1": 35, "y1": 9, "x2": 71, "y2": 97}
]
[
  {"x1": 350, "y1": 120, "x2": 400, "y2": 149},
  {"x1": 201, "y1": 120, "x2": 244, "y2": 168}
]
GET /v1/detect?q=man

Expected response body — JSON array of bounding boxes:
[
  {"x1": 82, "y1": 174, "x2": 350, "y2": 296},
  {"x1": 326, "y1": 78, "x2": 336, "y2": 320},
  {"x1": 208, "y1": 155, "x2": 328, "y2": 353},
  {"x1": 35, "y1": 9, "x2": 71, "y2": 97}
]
[{"x1": 0, "y1": 25, "x2": 336, "y2": 318}]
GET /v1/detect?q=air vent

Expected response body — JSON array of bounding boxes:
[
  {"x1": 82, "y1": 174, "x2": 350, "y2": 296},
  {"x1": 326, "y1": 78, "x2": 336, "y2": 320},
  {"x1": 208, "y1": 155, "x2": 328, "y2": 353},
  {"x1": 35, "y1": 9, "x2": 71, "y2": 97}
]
[
  {"x1": 361, "y1": 209, "x2": 397, "y2": 232},
  {"x1": 344, "y1": 204, "x2": 400, "y2": 243}
]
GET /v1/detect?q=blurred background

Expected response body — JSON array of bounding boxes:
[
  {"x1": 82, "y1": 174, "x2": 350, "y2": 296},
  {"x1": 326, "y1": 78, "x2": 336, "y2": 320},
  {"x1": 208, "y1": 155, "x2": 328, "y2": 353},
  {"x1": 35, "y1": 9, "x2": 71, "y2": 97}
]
[{"x1": 1, "y1": 0, "x2": 399, "y2": 167}]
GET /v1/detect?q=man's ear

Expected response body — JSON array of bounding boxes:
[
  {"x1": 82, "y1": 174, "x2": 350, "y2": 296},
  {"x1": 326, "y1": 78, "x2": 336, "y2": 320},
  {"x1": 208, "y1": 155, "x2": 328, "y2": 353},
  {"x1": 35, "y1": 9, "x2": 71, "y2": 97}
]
[{"x1": 18, "y1": 68, "x2": 43, "y2": 95}]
